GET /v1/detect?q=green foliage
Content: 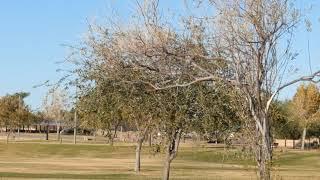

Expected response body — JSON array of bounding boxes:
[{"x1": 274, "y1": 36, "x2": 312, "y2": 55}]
[
  {"x1": 0, "y1": 92, "x2": 35, "y2": 129},
  {"x1": 271, "y1": 100, "x2": 301, "y2": 139},
  {"x1": 192, "y1": 83, "x2": 243, "y2": 142}
]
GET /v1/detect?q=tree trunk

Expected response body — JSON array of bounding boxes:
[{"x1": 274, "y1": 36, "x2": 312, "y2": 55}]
[
  {"x1": 148, "y1": 133, "x2": 152, "y2": 147},
  {"x1": 46, "y1": 125, "x2": 49, "y2": 140},
  {"x1": 56, "y1": 123, "x2": 60, "y2": 141},
  {"x1": 285, "y1": 138, "x2": 287, "y2": 148},
  {"x1": 162, "y1": 129, "x2": 182, "y2": 180},
  {"x1": 256, "y1": 134, "x2": 272, "y2": 180},
  {"x1": 293, "y1": 139, "x2": 295, "y2": 149},
  {"x1": 301, "y1": 127, "x2": 306, "y2": 150},
  {"x1": 163, "y1": 154, "x2": 172, "y2": 180},
  {"x1": 215, "y1": 131, "x2": 218, "y2": 145},
  {"x1": 135, "y1": 139, "x2": 143, "y2": 173},
  {"x1": 255, "y1": 114, "x2": 272, "y2": 180},
  {"x1": 6, "y1": 130, "x2": 11, "y2": 144}
]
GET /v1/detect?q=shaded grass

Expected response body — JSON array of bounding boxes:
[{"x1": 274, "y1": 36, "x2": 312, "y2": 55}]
[{"x1": 177, "y1": 147, "x2": 255, "y2": 166}]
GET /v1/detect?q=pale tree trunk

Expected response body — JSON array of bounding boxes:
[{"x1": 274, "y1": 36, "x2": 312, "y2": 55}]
[
  {"x1": 6, "y1": 130, "x2": 11, "y2": 144},
  {"x1": 56, "y1": 123, "x2": 61, "y2": 141},
  {"x1": 163, "y1": 153, "x2": 172, "y2": 180},
  {"x1": 250, "y1": 105, "x2": 272, "y2": 180},
  {"x1": 256, "y1": 131, "x2": 272, "y2": 180},
  {"x1": 148, "y1": 133, "x2": 152, "y2": 147},
  {"x1": 162, "y1": 129, "x2": 182, "y2": 180},
  {"x1": 301, "y1": 127, "x2": 306, "y2": 150},
  {"x1": 135, "y1": 126, "x2": 149, "y2": 173}
]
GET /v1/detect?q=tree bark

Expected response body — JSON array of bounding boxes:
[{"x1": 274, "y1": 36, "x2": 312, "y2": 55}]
[
  {"x1": 56, "y1": 123, "x2": 60, "y2": 141},
  {"x1": 46, "y1": 125, "x2": 49, "y2": 140},
  {"x1": 301, "y1": 127, "x2": 306, "y2": 150},
  {"x1": 135, "y1": 139, "x2": 143, "y2": 173},
  {"x1": 256, "y1": 135, "x2": 272, "y2": 180},
  {"x1": 162, "y1": 129, "x2": 182, "y2": 180},
  {"x1": 163, "y1": 154, "x2": 172, "y2": 180},
  {"x1": 255, "y1": 114, "x2": 272, "y2": 180},
  {"x1": 6, "y1": 130, "x2": 11, "y2": 144},
  {"x1": 285, "y1": 138, "x2": 287, "y2": 148},
  {"x1": 148, "y1": 133, "x2": 152, "y2": 147}
]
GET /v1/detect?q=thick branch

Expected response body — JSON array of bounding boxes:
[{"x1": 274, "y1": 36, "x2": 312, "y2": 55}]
[{"x1": 265, "y1": 70, "x2": 320, "y2": 113}]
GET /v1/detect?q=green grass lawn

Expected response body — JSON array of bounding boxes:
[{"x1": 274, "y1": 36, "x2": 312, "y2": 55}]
[{"x1": 0, "y1": 142, "x2": 318, "y2": 179}]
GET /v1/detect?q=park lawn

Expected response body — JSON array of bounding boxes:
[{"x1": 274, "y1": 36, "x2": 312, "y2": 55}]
[{"x1": 0, "y1": 142, "x2": 318, "y2": 179}]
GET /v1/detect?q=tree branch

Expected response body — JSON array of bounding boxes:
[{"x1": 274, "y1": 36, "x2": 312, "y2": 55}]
[{"x1": 265, "y1": 70, "x2": 320, "y2": 113}]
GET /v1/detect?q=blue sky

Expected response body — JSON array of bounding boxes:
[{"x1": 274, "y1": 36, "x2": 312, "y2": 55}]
[{"x1": 0, "y1": 1, "x2": 319, "y2": 110}]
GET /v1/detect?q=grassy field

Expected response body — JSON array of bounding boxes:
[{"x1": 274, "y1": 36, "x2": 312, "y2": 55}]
[{"x1": 0, "y1": 141, "x2": 318, "y2": 179}]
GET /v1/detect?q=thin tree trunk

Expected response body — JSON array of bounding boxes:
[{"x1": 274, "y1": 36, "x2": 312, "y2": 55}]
[
  {"x1": 135, "y1": 139, "x2": 143, "y2": 173},
  {"x1": 293, "y1": 139, "x2": 295, "y2": 149},
  {"x1": 56, "y1": 123, "x2": 60, "y2": 141},
  {"x1": 301, "y1": 127, "x2": 306, "y2": 150},
  {"x1": 46, "y1": 125, "x2": 49, "y2": 140},
  {"x1": 148, "y1": 133, "x2": 152, "y2": 147},
  {"x1": 134, "y1": 125, "x2": 149, "y2": 173},
  {"x1": 6, "y1": 130, "x2": 11, "y2": 144},
  {"x1": 163, "y1": 154, "x2": 172, "y2": 180},
  {"x1": 215, "y1": 131, "x2": 218, "y2": 145},
  {"x1": 285, "y1": 138, "x2": 287, "y2": 148},
  {"x1": 162, "y1": 129, "x2": 182, "y2": 180}
]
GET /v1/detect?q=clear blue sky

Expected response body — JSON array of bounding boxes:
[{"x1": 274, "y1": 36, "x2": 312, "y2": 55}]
[{"x1": 0, "y1": 0, "x2": 319, "y2": 110}]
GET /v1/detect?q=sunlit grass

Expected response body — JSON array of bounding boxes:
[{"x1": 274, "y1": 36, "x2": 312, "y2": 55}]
[{"x1": 0, "y1": 142, "x2": 318, "y2": 179}]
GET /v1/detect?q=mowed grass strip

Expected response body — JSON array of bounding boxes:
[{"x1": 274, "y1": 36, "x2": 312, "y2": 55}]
[
  {"x1": 0, "y1": 143, "x2": 318, "y2": 179},
  {"x1": 0, "y1": 172, "x2": 135, "y2": 179}
]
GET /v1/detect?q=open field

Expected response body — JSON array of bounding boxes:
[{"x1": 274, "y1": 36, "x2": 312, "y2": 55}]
[{"x1": 0, "y1": 137, "x2": 319, "y2": 180}]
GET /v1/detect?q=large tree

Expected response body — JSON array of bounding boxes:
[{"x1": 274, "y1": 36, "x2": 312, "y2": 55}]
[{"x1": 62, "y1": 0, "x2": 320, "y2": 179}]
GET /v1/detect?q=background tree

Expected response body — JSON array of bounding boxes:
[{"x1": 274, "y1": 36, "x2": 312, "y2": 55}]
[
  {"x1": 0, "y1": 92, "x2": 31, "y2": 143},
  {"x1": 289, "y1": 83, "x2": 320, "y2": 149},
  {"x1": 42, "y1": 89, "x2": 69, "y2": 141},
  {"x1": 271, "y1": 100, "x2": 301, "y2": 148}
]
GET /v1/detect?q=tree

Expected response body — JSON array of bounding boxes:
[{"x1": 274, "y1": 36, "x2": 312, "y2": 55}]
[
  {"x1": 42, "y1": 89, "x2": 69, "y2": 141},
  {"x1": 61, "y1": 0, "x2": 320, "y2": 179},
  {"x1": 289, "y1": 84, "x2": 320, "y2": 149},
  {"x1": 0, "y1": 92, "x2": 31, "y2": 143}
]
